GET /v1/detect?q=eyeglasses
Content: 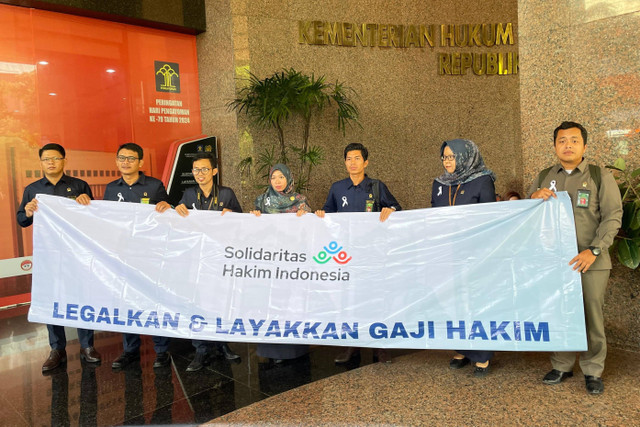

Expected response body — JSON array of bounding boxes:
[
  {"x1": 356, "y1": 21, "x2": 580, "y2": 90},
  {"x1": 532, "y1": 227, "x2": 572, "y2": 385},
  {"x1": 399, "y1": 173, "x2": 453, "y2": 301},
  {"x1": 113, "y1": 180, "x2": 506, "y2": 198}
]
[
  {"x1": 40, "y1": 157, "x2": 64, "y2": 163},
  {"x1": 441, "y1": 155, "x2": 456, "y2": 162},
  {"x1": 117, "y1": 155, "x2": 139, "y2": 163},
  {"x1": 192, "y1": 167, "x2": 211, "y2": 175}
]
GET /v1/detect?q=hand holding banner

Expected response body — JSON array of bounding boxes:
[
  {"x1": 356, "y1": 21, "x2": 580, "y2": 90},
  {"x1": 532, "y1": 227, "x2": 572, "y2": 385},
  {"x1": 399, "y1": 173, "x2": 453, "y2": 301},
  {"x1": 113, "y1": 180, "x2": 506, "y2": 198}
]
[{"x1": 29, "y1": 192, "x2": 586, "y2": 351}]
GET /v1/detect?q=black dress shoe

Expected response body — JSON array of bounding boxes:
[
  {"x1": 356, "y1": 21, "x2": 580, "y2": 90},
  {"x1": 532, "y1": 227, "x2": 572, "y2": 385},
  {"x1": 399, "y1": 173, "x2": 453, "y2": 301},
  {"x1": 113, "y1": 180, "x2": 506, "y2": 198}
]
[
  {"x1": 186, "y1": 352, "x2": 209, "y2": 372},
  {"x1": 373, "y1": 349, "x2": 392, "y2": 364},
  {"x1": 334, "y1": 347, "x2": 360, "y2": 363},
  {"x1": 153, "y1": 352, "x2": 171, "y2": 368},
  {"x1": 219, "y1": 343, "x2": 240, "y2": 361},
  {"x1": 542, "y1": 369, "x2": 573, "y2": 384},
  {"x1": 585, "y1": 375, "x2": 604, "y2": 395},
  {"x1": 112, "y1": 351, "x2": 140, "y2": 369},
  {"x1": 80, "y1": 347, "x2": 102, "y2": 363},
  {"x1": 42, "y1": 349, "x2": 67, "y2": 372},
  {"x1": 449, "y1": 357, "x2": 470, "y2": 369},
  {"x1": 474, "y1": 362, "x2": 490, "y2": 378}
]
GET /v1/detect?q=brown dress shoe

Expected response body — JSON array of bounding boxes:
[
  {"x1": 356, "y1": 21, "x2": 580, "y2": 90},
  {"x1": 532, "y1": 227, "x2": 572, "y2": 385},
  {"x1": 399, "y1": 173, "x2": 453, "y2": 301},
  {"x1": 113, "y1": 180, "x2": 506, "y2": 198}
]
[
  {"x1": 374, "y1": 348, "x2": 392, "y2": 364},
  {"x1": 42, "y1": 349, "x2": 67, "y2": 372},
  {"x1": 80, "y1": 347, "x2": 102, "y2": 363},
  {"x1": 334, "y1": 347, "x2": 360, "y2": 363}
]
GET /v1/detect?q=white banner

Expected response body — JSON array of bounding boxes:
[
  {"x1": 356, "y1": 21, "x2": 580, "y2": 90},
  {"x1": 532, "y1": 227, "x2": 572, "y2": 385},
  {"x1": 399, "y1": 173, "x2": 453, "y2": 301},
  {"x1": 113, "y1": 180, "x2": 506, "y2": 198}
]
[{"x1": 29, "y1": 192, "x2": 586, "y2": 351}]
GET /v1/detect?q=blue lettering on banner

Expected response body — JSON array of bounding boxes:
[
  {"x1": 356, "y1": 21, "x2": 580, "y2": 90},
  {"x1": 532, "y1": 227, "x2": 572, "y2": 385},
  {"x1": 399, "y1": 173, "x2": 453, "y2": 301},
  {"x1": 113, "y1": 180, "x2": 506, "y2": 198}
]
[
  {"x1": 321, "y1": 323, "x2": 339, "y2": 339},
  {"x1": 216, "y1": 317, "x2": 229, "y2": 334},
  {"x1": 447, "y1": 321, "x2": 466, "y2": 339},
  {"x1": 190, "y1": 315, "x2": 206, "y2": 332},
  {"x1": 144, "y1": 311, "x2": 159, "y2": 328},
  {"x1": 81, "y1": 305, "x2": 94, "y2": 322},
  {"x1": 391, "y1": 322, "x2": 409, "y2": 339},
  {"x1": 283, "y1": 321, "x2": 301, "y2": 338},
  {"x1": 524, "y1": 322, "x2": 550, "y2": 342},
  {"x1": 52, "y1": 302, "x2": 64, "y2": 319},
  {"x1": 469, "y1": 320, "x2": 488, "y2": 340},
  {"x1": 514, "y1": 321, "x2": 522, "y2": 341},
  {"x1": 128, "y1": 310, "x2": 144, "y2": 327},
  {"x1": 113, "y1": 308, "x2": 126, "y2": 326},
  {"x1": 265, "y1": 320, "x2": 281, "y2": 337},
  {"x1": 230, "y1": 319, "x2": 247, "y2": 335},
  {"x1": 49, "y1": 303, "x2": 551, "y2": 343},
  {"x1": 446, "y1": 320, "x2": 550, "y2": 342},
  {"x1": 370, "y1": 322, "x2": 388, "y2": 339},
  {"x1": 249, "y1": 319, "x2": 265, "y2": 336},
  {"x1": 66, "y1": 303, "x2": 78, "y2": 320},
  {"x1": 50, "y1": 302, "x2": 181, "y2": 330},
  {"x1": 303, "y1": 322, "x2": 321, "y2": 338},
  {"x1": 490, "y1": 321, "x2": 511, "y2": 340},
  {"x1": 342, "y1": 322, "x2": 358, "y2": 339},
  {"x1": 96, "y1": 307, "x2": 111, "y2": 324}
]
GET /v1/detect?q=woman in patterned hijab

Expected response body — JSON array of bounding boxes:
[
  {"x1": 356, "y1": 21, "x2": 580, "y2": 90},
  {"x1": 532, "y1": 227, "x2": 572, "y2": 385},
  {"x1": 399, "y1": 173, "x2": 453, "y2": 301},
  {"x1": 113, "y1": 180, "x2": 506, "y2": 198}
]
[
  {"x1": 252, "y1": 163, "x2": 311, "y2": 215},
  {"x1": 430, "y1": 138, "x2": 497, "y2": 377},
  {"x1": 435, "y1": 139, "x2": 496, "y2": 186},
  {"x1": 431, "y1": 139, "x2": 497, "y2": 207},
  {"x1": 250, "y1": 163, "x2": 311, "y2": 362}
]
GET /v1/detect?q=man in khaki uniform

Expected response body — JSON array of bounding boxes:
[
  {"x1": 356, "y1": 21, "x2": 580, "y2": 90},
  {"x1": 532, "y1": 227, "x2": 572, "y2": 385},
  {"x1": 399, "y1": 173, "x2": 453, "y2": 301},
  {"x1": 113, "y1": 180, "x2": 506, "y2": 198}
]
[{"x1": 529, "y1": 121, "x2": 622, "y2": 395}]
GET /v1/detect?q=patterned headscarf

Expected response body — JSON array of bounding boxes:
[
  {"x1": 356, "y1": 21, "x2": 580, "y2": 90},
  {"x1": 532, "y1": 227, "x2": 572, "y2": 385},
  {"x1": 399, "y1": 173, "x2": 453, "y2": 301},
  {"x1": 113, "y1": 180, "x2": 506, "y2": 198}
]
[
  {"x1": 254, "y1": 164, "x2": 311, "y2": 214},
  {"x1": 434, "y1": 139, "x2": 496, "y2": 186}
]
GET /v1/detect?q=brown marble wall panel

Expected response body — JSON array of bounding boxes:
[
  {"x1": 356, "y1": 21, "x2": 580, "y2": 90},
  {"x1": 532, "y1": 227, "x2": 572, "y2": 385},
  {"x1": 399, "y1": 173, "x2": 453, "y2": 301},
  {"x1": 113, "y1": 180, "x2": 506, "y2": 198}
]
[
  {"x1": 200, "y1": 0, "x2": 521, "y2": 210},
  {"x1": 519, "y1": 2, "x2": 640, "y2": 351}
]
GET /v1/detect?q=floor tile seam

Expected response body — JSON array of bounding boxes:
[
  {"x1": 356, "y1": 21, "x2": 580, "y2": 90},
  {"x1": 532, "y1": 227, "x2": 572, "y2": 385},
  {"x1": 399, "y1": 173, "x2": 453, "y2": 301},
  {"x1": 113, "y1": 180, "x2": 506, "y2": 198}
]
[
  {"x1": 202, "y1": 365, "x2": 277, "y2": 397},
  {"x1": 0, "y1": 394, "x2": 31, "y2": 427}
]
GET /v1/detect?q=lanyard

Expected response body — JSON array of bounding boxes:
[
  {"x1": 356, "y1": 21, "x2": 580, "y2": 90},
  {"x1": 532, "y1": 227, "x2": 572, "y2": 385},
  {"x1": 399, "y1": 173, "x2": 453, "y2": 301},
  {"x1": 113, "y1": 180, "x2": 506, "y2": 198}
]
[
  {"x1": 197, "y1": 186, "x2": 218, "y2": 210},
  {"x1": 449, "y1": 184, "x2": 461, "y2": 206}
]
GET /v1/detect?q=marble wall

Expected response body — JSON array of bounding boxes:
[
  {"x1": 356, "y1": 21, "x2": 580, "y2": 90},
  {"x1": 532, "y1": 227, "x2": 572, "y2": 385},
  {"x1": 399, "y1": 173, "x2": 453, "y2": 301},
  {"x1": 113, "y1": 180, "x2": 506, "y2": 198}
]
[
  {"x1": 518, "y1": 0, "x2": 640, "y2": 350},
  {"x1": 198, "y1": 0, "x2": 521, "y2": 210},
  {"x1": 198, "y1": 0, "x2": 639, "y2": 351}
]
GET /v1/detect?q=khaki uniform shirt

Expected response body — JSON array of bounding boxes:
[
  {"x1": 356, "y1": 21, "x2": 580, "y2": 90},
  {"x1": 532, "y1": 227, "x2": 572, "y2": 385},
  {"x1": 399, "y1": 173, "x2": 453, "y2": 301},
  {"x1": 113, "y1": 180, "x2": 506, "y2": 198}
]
[{"x1": 528, "y1": 159, "x2": 622, "y2": 270}]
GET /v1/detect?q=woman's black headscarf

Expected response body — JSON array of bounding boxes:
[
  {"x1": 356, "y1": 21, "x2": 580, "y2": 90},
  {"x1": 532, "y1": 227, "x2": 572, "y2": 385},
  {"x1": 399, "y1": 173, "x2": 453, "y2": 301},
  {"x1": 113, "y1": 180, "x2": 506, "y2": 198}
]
[{"x1": 435, "y1": 139, "x2": 496, "y2": 186}]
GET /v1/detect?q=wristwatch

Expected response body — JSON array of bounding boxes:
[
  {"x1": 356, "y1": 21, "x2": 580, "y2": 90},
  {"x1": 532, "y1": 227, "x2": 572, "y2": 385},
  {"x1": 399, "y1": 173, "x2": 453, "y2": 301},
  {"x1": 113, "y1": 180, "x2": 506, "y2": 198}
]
[{"x1": 588, "y1": 246, "x2": 601, "y2": 256}]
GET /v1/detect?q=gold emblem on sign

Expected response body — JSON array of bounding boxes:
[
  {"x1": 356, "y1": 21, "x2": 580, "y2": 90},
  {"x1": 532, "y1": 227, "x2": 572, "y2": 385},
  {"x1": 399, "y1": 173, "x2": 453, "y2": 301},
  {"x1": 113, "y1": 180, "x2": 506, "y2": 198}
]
[
  {"x1": 67, "y1": 188, "x2": 71, "y2": 192},
  {"x1": 461, "y1": 190, "x2": 465, "y2": 194},
  {"x1": 205, "y1": 145, "x2": 212, "y2": 152},
  {"x1": 369, "y1": 194, "x2": 373, "y2": 198},
  {"x1": 156, "y1": 64, "x2": 179, "y2": 89},
  {"x1": 144, "y1": 192, "x2": 148, "y2": 197},
  {"x1": 583, "y1": 182, "x2": 588, "y2": 188}
]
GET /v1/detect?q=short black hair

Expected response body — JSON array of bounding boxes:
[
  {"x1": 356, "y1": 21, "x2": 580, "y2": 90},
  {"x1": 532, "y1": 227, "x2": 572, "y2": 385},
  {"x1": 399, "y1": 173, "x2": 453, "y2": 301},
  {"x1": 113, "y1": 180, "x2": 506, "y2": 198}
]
[
  {"x1": 117, "y1": 142, "x2": 144, "y2": 160},
  {"x1": 344, "y1": 143, "x2": 368, "y2": 161},
  {"x1": 554, "y1": 121, "x2": 588, "y2": 145},
  {"x1": 192, "y1": 152, "x2": 217, "y2": 168},
  {"x1": 39, "y1": 143, "x2": 65, "y2": 158}
]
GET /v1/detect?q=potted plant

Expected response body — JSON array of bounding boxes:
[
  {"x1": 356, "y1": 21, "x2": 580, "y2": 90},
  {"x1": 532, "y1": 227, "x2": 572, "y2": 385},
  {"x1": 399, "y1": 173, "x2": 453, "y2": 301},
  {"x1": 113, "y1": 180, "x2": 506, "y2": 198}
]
[
  {"x1": 606, "y1": 158, "x2": 640, "y2": 269},
  {"x1": 228, "y1": 68, "x2": 359, "y2": 192}
]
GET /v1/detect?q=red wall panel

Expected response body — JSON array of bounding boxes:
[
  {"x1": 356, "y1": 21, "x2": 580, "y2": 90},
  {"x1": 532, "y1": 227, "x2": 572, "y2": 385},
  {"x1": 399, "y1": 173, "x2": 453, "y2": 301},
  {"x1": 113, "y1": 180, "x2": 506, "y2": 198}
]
[{"x1": 0, "y1": 4, "x2": 202, "y2": 305}]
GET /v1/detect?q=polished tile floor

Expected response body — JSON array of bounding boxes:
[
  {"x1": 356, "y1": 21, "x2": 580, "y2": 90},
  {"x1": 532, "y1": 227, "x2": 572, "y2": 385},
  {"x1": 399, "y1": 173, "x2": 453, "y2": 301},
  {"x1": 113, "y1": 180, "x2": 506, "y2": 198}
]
[{"x1": 0, "y1": 305, "x2": 412, "y2": 425}]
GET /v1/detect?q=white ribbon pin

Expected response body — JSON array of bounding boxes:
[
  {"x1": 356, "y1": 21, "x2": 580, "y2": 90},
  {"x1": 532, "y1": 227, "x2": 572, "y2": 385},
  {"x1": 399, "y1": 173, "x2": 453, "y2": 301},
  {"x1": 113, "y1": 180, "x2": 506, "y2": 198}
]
[
  {"x1": 549, "y1": 180, "x2": 557, "y2": 192},
  {"x1": 265, "y1": 197, "x2": 271, "y2": 206},
  {"x1": 117, "y1": 192, "x2": 124, "y2": 202},
  {"x1": 192, "y1": 203, "x2": 197, "y2": 210},
  {"x1": 341, "y1": 196, "x2": 348, "y2": 207},
  {"x1": 437, "y1": 186, "x2": 442, "y2": 196}
]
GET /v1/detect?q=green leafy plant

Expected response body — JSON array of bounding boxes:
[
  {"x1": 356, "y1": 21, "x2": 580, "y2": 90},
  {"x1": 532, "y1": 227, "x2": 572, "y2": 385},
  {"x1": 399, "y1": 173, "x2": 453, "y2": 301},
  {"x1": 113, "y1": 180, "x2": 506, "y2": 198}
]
[
  {"x1": 606, "y1": 158, "x2": 640, "y2": 269},
  {"x1": 228, "y1": 68, "x2": 359, "y2": 193}
]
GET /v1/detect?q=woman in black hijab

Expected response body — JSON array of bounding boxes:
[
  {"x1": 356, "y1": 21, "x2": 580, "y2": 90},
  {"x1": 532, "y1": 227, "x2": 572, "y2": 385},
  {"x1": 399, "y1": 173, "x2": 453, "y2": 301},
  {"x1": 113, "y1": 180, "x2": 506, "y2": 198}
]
[{"x1": 431, "y1": 139, "x2": 497, "y2": 377}]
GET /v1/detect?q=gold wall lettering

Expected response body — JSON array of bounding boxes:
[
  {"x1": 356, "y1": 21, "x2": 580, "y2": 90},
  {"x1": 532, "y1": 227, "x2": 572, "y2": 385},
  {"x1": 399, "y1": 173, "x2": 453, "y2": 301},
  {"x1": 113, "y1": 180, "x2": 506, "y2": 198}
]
[{"x1": 298, "y1": 21, "x2": 518, "y2": 76}]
